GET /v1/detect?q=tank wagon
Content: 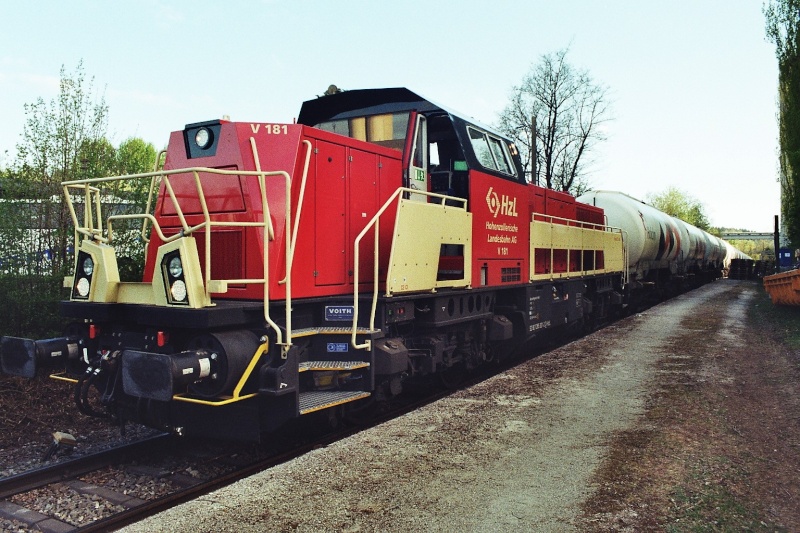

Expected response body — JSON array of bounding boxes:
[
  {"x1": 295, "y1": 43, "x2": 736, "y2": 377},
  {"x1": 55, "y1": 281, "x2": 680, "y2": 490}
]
[
  {"x1": 0, "y1": 88, "x2": 745, "y2": 441},
  {"x1": 577, "y1": 191, "x2": 748, "y2": 299}
]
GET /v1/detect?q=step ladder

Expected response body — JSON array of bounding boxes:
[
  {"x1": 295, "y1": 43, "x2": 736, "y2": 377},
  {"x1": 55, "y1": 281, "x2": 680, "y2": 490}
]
[
  {"x1": 292, "y1": 324, "x2": 381, "y2": 416},
  {"x1": 299, "y1": 390, "x2": 372, "y2": 415}
]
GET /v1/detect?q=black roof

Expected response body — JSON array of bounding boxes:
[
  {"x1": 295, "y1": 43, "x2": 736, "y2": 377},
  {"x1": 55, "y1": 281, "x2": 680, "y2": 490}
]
[
  {"x1": 297, "y1": 87, "x2": 447, "y2": 126},
  {"x1": 297, "y1": 87, "x2": 525, "y2": 182}
]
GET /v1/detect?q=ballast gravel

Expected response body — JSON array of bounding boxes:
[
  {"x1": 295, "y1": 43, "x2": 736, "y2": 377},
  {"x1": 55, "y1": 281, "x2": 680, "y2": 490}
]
[{"x1": 120, "y1": 282, "x2": 734, "y2": 532}]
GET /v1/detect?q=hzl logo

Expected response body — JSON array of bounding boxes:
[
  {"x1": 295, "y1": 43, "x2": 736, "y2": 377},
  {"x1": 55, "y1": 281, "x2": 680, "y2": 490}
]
[{"x1": 485, "y1": 187, "x2": 518, "y2": 218}]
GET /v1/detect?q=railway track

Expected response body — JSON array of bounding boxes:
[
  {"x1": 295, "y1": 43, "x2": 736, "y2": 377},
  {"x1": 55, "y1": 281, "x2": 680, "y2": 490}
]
[
  {"x1": 0, "y1": 383, "x2": 464, "y2": 531},
  {"x1": 0, "y1": 433, "x2": 176, "y2": 531},
  {"x1": 0, "y1": 320, "x2": 577, "y2": 532}
]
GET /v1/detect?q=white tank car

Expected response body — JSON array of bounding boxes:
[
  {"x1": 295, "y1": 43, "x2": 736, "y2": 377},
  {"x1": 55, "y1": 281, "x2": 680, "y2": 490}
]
[
  {"x1": 577, "y1": 190, "x2": 725, "y2": 280},
  {"x1": 723, "y1": 240, "x2": 751, "y2": 268}
]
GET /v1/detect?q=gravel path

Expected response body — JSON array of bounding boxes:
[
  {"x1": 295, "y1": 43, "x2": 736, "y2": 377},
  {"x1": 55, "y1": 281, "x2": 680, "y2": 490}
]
[{"x1": 121, "y1": 282, "x2": 732, "y2": 532}]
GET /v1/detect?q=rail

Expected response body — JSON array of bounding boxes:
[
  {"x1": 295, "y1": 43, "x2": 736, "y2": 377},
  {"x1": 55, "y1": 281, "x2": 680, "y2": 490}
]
[
  {"x1": 351, "y1": 188, "x2": 468, "y2": 350},
  {"x1": 60, "y1": 139, "x2": 313, "y2": 356}
]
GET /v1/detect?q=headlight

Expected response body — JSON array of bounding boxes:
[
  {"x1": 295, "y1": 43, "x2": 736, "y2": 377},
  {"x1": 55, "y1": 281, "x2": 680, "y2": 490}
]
[
  {"x1": 195, "y1": 128, "x2": 211, "y2": 149},
  {"x1": 162, "y1": 251, "x2": 189, "y2": 305},
  {"x1": 72, "y1": 251, "x2": 95, "y2": 300},
  {"x1": 168, "y1": 256, "x2": 183, "y2": 278},
  {"x1": 170, "y1": 280, "x2": 187, "y2": 302},
  {"x1": 82, "y1": 256, "x2": 94, "y2": 276},
  {"x1": 76, "y1": 277, "x2": 90, "y2": 297}
]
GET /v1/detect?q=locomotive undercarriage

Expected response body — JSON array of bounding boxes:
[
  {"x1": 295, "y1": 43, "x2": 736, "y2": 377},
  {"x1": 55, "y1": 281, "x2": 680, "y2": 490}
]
[{"x1": 1, "y1": 273, "x2": 631, "y2": 441}]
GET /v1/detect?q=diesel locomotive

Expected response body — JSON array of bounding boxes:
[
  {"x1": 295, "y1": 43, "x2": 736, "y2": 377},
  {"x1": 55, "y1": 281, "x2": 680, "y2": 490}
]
[{"x1": 0, "y1": 88, "x2": 747, "y2": 441}]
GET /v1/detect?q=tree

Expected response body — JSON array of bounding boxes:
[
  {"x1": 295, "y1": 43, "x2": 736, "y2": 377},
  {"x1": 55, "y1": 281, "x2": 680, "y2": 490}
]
[
  {"x1": 0, "y1": 64, "x2": 158, "y2": 336},
  {"x1": 115, "y1": 137, "x2": 159, "y2": 176},
  {"x1": 647, "y1": 186, "x2": 711, "y2": 231},
  {"x1": 13, "y1": 61, "x2": 109, "y2": 276},
  {"x1": 765, "y1": 0, "x2": 800, "y2": 247},
  {"x1": 498, "y1": 48, "x2": 612, "y2": 195},
  {"x1": 727, "y1": 239, "x2": 773, "y2": 261},
  {"x1": 106, "y1": 137, "x2": 159, "y2": 280}
]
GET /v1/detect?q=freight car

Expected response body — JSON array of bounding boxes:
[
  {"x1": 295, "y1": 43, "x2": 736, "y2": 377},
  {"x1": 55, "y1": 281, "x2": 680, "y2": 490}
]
[
  {"x1": 0, "y1": 88, "x2": 745, "y2": 441},
  {"x1": 577, "y1": 191, "x2": 750, "y2": 301}
]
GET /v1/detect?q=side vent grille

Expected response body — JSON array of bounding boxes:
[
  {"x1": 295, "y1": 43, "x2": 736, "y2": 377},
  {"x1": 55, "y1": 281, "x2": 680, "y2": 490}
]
[{"x1": 501, "y1": 267, "x2": 521, "y2": 283}]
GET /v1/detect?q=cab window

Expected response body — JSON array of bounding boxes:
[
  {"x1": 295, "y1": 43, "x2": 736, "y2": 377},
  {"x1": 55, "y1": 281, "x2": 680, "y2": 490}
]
[
  {"x1": 316, "y1": 112, "x2": 410, "y2": 152},
  {"x1": 467, "y1": 126, "x2": 517, "y2": 178}
]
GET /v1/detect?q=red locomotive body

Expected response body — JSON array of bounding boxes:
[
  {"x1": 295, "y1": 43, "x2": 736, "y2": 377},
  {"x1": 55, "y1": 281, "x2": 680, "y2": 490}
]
[
  {"x1": 2, "y1": 87, "x2": 729, "y2": 441},
  {"x1": 144, "y1": 122, "x2": 403, "y2": 302}
]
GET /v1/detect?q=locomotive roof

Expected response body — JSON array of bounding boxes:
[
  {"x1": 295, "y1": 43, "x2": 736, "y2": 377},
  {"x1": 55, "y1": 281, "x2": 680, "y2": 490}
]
[
  {"x1": 297, "y1": 88, "x2": 440, "y2": 125},
  {"x1": 297, "y1": 87, "x2": 524, "y2": 183},
  {"x1": 297, "y1": 87, "x2": 505, "y2": 138}
]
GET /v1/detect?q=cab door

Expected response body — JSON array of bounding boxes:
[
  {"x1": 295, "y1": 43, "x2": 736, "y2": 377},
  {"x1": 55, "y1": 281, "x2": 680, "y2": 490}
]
[{"x1": 406, "y1": 114, "x2": 428, "y2": 202}]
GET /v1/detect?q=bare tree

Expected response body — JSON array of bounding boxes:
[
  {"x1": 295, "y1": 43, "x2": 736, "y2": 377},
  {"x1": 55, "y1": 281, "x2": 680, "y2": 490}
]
[{"x1": 498, "y1": 48, "x2": 611, "y2": 194}]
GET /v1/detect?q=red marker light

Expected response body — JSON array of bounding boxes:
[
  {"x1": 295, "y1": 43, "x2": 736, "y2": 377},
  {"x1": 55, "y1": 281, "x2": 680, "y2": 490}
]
[
  {"x1": 157, "y1": 331, "x2": 169, "y2": 347},
  {"x1": 89, "y1": 324, "x2": 99, "y2": 339}
]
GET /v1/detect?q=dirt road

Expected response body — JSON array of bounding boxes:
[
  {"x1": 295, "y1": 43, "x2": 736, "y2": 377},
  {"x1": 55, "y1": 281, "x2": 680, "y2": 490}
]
[{"x1": 122, "y1": 280, "x2": 800, "y2": 532}]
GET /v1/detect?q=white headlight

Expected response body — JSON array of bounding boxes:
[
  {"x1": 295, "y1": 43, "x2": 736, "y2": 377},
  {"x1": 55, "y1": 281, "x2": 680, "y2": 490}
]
[
  {"x1": 82, "y1": 256, "x2": 94, "y2": 276},
  {"x1": 168, "y1": 256, "x2": 183, "y2": 278},
  {"x1": 195, "y1": 128, "x2": 211, "y2": 149},
  {"x1": 171, "y1": 280, "x2": 187, "y2": 302},
  {"x1": 76, "y1": 277, "x2": 90, "y2": 297}
]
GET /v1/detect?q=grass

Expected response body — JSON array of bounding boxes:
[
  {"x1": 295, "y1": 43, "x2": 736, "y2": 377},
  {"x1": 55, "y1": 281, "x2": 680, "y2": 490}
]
[
  {"x1": 582, "y1": 280, "x2": 796, "y2": 531},
  {"x1": 750, "y1": 282, "x2": 800, "y2": 351},
  {"x1": 665, "y1": 458, "x2": 785, "y2": 533}
]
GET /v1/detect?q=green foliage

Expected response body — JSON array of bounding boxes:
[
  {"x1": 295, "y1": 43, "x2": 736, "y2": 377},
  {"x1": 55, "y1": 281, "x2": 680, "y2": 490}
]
[
  {"x1": 0, "y1": 61, "x2": 159, "y2": 340},
  {"x1": 647, "y1": 186, "x2": 711, "y2": 230},
  {"x1": 103, "y1": 137, "x2": 158, "y2": 281},
  {"x1": 765, "y1": 0, "x2": 800, "y2": 248},
  {"x1": 12, "y1": 61, "x2": 109, "y2": 277},
  {"x1": 0, "y1": 275, "x2": 64, "y2": 338},
  {"x1": 726, "y1": 239, "x2": 773, "y2": 260},
  {"x1": 115, "y1": 137, "x2": 159, "y2": 175}
]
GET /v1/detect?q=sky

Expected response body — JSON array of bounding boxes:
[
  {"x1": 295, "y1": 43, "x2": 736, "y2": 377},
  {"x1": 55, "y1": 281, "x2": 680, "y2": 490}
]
[{"x1": 0, "y1": 0, "x2": 780, "y2": 232}]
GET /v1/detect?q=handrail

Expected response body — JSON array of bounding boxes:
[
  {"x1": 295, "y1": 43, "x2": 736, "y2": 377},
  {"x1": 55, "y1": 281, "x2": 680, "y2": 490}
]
[
  {"x1": 351, "y1": 188, "x2": 468, "y2": 350},
  {"x1": 280, "y1": 139, "x2": 312, "y2": 285},
  {"x1": 532, "y1": 212, "x2": 611, "y2": 232},
  {"x1": 141, "y1": 149, "x2": 167, "y2": 246},
  {"x1": 61, "y1": 145, "x2": 312, "y2": 358},
  {"x1": 531, "y1": 212, "x2": 626, "y2": 278},
  {"x1": 67, "y1": 184, "x2": 103, "y2": 258},
  {"x1": 247, "y1": 138, "x2": 282, "y2": 350}
]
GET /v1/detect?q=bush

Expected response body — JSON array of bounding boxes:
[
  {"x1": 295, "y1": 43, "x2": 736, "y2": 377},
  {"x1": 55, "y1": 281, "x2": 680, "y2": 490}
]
[{"x1": 0, "y1": 275, "x2": 66, "y2": 338}]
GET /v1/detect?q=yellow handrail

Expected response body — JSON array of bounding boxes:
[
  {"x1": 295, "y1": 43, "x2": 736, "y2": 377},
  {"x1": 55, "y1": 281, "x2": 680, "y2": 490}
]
[
  {"x1": 171, "y1": 340, "x2": 269, "y2": 406},
  {"x1": 280, "y1": 140, "x2": 312, "y2": 285},
  {"x1": 61, "y1": 143, "x2": 313, "y2": 358},
  {"x1": 351, "y1": 188, "x2": 467, "y2": 350},
  {"x1": 531, "y1": 212, "x2": 626, "y2": 279}
]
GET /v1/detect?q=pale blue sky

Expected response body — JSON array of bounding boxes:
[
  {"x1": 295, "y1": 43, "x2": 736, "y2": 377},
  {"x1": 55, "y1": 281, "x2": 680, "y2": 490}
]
[{"x1": 0, "y1": 0, "x2": 779, "y2": 231}]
